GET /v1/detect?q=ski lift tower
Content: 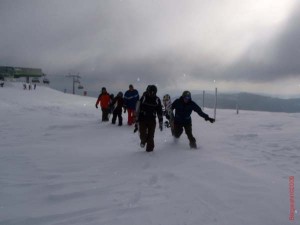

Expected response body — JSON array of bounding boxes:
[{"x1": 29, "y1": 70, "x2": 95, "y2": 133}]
[
  {"x1": 66, "y1": 73, "x2": 81, "y2": 95},
  {"x1": 213, "y1": 80, "x2": 217, "y2": 120}
]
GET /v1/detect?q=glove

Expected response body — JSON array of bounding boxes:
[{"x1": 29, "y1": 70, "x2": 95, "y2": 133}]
[
  {"x1": 133, "y1": 123, "x2": 139, "y2": 133},
  {"x1": 95, "y1": 104, "x2": 98, "y2": 109},
  {"x1": 123, "y1": 107, "x2": 127, "y2": 113},
  {"x1": 164, "y1": 121, "x2": 170, "y2": 128},
  {"x1": 159, "y1": 121, "x2": 163, "y2": 131}
]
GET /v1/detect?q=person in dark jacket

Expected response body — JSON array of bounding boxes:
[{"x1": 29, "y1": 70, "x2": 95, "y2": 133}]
[
  {"x1": 124, "y1": 84, "x2": 139, "y2": 125},
  {"x1": 110, "y1": 92, "x2": 125, "y2": 126},
  {"x1": 109, "y1": 94, "x2": 115, "y2": 114},
  {"x1": 95, "y1": 87, "x2": 111, "y2": 122},
  {"x1": 172, "y1": 90, "x2": 215, "y2": 149},
  {"x1": 135, "y1": 85, "x2": 163, "y2": 152}
]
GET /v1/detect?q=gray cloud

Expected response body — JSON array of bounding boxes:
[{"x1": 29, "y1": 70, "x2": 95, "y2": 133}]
[{"x1": 0, "y1": 0, "x2": 299, "y2": 95}]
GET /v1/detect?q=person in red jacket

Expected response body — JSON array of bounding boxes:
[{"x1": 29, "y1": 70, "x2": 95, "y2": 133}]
[{"x1": 95, "y1": 87, "x2": 111, "y2": 122}]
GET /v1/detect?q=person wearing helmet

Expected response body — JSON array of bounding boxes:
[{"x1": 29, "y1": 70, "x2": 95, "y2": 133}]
[
  {"x1": 95, "y1": 87, "x2": 111, "y2": 122},
  {"x1": 110, "y1": 91, "x2": 126, "y2": 126},
  {"x1": 124, "y1": 84, "x2": 140, "y2": 125},
  {"x1": 172, "y1": 90, "x2": 215, "y2": 149},
  {"x1": 135, "y1": 85, "x2": 163, "y2": 152}
]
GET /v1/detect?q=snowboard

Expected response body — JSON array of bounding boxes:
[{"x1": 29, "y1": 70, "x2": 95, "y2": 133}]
[{"x1": 162, "y1": 94, "x2": 175, "y2": 136}]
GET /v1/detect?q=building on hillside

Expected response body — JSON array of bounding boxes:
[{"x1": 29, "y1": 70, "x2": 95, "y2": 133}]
[{"x1": 0, "y1": 66, "x2": 45, "y2": 83}]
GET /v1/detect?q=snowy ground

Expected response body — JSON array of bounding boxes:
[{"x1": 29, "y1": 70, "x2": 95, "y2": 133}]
[{"x1": 0, "y1": 83, "x2": 299, "y2": 225}]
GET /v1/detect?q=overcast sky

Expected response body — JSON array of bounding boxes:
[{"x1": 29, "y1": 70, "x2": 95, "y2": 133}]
[{"x1": 1, "y1": 0, "x2": 300, "y2": 97}]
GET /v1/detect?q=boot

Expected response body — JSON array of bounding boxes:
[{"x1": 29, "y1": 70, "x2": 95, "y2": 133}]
[
  {"x1": 189, "y1": 142, "x2": 197, "y2": 149},
  {"x1": 140, "y1": 142, "x2": 145, "y2": 148}
]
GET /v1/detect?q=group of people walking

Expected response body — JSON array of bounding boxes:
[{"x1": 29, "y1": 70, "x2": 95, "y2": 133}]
[
  {"x1": 23, "y1": 83, "x2": 37, "y2": 90},
  {"x1": 95, "y1": 84, "x2": 139, "y2": 125},
  {"x1": 95, "y1": 84, "x2": 215, "y2": 152}
]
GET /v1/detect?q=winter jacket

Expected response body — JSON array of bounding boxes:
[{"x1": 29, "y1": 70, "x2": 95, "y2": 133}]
[
  {"x1": 96, "y1": 92, "x2": 111, "y2": 109},
  {"x1": 137, "y1": 94, "x2": 163, "y2": 122},
  {"x1": 124, "y1": 89, "x2": 139, "y2": 109},
  {"x1": 172, "y1": 97, "x2": 209, "y2": 125},
  {"x1": 111, "y1": 96, "x2": 125, "y2": 112}
]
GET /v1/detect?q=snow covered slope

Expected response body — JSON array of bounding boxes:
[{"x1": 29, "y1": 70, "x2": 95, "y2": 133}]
[{"x1": 0, "y1": 83, "x2": 299, "y2": 225}]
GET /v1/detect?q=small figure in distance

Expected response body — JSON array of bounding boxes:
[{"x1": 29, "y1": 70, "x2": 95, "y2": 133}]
[
  {"x1": 124, "y1": 84, "x2": 139, "y2": 126},
  {"x1": 110, "y1": 92, "x2": 126, "y2": 126},
  {"x1": 95, "y1": 87, "x2": 111, "y2": 122}
]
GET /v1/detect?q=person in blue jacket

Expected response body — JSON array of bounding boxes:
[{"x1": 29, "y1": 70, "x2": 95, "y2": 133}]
[
  {"x1": 172, "y1": 90, "x2": 215, "y2": 149},
  {"x1": 124, "y1": 84, "x2": 139, "y2": 125}
]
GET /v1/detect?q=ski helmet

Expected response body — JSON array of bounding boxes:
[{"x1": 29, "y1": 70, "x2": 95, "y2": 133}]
[
  {"x1": 101, "y1": 87, "x2": 106, "y2": 92},
  {"x1": 182, "y1": 90, "x2": 191, "y2": 100},
  {"x1": 117, "y1": 91, "x2": 123, "y2": 97},
  {"x1": 146, "y1": 85, "x2": 157, "y2": 96},
  {"x1": 163, "y1": 94, "x2": 171, "y2": 102}
]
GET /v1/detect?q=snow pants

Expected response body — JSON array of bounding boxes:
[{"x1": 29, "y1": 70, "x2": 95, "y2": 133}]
[
  {"x1": 101, "y1": 108, "x2": 110, "y2": 121},
  {"x1": 112, "y1": 109, "x2": 122, "y2": 125},
  {"x1": 139, "y1": 120, "x2": 156, "y2": 152},
  {"x1": 174, "y1": 123, "x2": 196, "y2": 145},
  {"x1": 127, "y1": 108, "x2": 135, "y2": 125}
]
